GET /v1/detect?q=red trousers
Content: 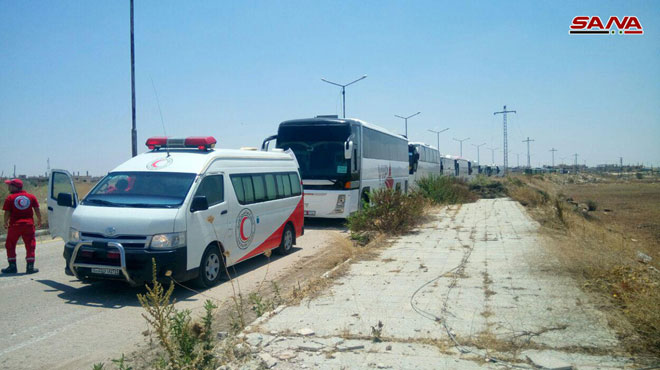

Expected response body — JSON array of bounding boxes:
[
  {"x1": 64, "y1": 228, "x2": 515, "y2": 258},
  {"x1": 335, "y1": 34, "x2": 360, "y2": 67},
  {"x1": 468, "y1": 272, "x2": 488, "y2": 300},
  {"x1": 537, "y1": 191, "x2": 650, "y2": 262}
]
[{"x1": 5, "y1": 224, "x2": 36, "y2": 262}]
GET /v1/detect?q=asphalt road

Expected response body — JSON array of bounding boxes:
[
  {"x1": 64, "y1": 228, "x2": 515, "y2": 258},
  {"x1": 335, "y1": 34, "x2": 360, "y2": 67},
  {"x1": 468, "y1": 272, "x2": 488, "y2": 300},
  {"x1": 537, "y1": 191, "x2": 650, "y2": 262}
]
[{"x1": 0, "y1": 222, "x2": 343, "y2": 370}]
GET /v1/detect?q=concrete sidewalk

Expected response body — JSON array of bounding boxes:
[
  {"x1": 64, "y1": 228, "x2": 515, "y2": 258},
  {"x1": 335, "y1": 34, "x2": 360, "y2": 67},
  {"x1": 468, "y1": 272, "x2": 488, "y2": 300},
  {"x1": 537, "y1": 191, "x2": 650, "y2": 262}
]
[{"x1": 235, "y1": 199, "x2": 631, "y2": 369}]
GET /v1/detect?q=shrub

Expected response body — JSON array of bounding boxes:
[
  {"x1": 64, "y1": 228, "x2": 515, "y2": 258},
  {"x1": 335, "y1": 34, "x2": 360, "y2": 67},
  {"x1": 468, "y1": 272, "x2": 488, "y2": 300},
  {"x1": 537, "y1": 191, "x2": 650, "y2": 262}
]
[
  {"x1": 416, "y1": 175, "x2": 477, "y2": 204},
  {"x1": 635, "y1": 172, "x2": 643, "y2": 179},
  {"x1": 136, "y1": 260, "x2": 218, "y2": 369},
  {"x1": 586, "y1": 200, "x2": 598, "y2": 212},
  {"x1": 347, "y1": 188, "x2": 426, "y2": 235}
]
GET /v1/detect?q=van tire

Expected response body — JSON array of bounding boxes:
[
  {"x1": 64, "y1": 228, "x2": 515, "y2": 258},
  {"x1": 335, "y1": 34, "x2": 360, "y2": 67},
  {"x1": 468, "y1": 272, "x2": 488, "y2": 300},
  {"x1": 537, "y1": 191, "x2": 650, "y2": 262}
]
[
  {"x1": 196, "y1": 244, "x2": 223, "y2": 288},
  {"x1": 275, "y1": 224, "x2": 294, "y2": 255}
]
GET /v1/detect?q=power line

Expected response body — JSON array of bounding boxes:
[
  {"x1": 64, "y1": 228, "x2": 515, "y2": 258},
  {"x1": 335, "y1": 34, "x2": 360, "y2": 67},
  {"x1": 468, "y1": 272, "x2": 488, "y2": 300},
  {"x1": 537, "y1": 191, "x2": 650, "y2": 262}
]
[{"x1": 494, "y1": 105, "x2": 517, "y2": 175}]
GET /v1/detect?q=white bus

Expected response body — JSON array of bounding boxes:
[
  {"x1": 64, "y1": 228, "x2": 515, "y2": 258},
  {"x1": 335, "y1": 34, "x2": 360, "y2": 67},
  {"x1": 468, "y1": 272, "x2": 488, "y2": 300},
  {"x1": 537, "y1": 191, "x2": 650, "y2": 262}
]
[
  {"x1": 49, "y1": 136, "x2": 304, "y2": 287},
  {"x1": 263, "y1": 116, "x2": 409, "y2": 218},
  {"x1": 408, "y1": 142, "x2": 441, "y2": 183}
]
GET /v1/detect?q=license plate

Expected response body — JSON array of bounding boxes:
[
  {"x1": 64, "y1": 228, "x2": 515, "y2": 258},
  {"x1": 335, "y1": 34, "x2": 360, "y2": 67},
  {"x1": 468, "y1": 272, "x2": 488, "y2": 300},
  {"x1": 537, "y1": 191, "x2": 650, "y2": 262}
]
[
  {"x1": 91, "y1": 268, "x2": 120, "y2": 276},
  {"x1": 304, "y1": 210, "x2": 316, "y2": 216}
]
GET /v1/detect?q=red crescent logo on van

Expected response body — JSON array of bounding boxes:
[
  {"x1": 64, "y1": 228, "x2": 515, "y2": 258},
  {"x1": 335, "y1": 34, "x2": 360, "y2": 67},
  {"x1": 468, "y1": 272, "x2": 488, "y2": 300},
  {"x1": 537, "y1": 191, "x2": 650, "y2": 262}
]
[
  {"x1": 240, "y1": 217, "x2": 249, "y2": 241},
  {"x1": 146, "y1": 157, "x2": 173, "y2": 170},
  {"x1": 235, "y1": 208, "x2": 256, "y2": 249}
]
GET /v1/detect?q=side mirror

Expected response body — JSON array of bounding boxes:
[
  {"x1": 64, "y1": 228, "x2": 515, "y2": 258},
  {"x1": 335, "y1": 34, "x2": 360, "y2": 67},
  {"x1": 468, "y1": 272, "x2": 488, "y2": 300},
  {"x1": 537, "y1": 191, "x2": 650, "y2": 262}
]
[
  {"x1": 344, "y1": 140, "x2": 354, "y2": 159},
  {"x1": 190, "y1": 196, "x2": 209, "y2": 212},
  {"x1": 57, "y1": 193, "x2": 75, "y2": 208}
]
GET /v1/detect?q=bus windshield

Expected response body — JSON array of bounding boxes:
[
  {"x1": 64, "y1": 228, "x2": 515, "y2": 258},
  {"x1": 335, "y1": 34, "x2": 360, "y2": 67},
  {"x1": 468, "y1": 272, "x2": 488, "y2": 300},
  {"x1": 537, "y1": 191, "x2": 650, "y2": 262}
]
[
  {"x1": 277, "y1": 124, "x2": 351, "y2": 180},
  {"x1": 83, "y1": 172, "x2": 196, "y2": 208}
]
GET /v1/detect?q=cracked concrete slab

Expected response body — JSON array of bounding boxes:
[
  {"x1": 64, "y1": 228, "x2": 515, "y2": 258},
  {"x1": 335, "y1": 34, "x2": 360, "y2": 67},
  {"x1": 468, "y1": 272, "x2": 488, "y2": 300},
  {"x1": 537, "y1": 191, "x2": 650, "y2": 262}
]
[{"x1": 240, "y1": 199, "x2": 632, "y2": 369}]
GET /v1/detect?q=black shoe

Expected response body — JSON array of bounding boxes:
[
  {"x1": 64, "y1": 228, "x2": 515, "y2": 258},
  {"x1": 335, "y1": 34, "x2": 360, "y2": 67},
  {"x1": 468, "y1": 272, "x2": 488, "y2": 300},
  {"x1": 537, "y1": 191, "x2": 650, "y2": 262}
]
[
  {"x1": 1, "y1": 262, "x2": 17, "y2": 274},
  {"x1": 26, "y1": 262, "x2": 39, "y2": 274}
]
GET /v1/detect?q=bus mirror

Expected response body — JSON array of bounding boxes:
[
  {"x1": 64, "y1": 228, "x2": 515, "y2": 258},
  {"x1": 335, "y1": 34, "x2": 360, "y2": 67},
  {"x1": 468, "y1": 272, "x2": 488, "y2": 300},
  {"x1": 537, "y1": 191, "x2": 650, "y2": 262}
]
[
  {"x1": 344, "y1": 140, "x2": 354, "y2": 159},
  {"x1": 190, "y1": 196, "x2": 209, "y2": 212}
]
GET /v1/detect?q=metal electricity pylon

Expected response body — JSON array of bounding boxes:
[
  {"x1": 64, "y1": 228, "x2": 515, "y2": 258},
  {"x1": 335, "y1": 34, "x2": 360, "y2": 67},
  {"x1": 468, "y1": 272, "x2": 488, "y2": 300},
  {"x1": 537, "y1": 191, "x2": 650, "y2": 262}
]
[
  {"x1": 494, "y1": 105, "x2": 516, "y2": 175},
  {"x1": 523, "y1": 137, "x2": 534, "y2": 168},
  {"x1": 549, "y1": 148, "x2": 557, "y2": 167}
]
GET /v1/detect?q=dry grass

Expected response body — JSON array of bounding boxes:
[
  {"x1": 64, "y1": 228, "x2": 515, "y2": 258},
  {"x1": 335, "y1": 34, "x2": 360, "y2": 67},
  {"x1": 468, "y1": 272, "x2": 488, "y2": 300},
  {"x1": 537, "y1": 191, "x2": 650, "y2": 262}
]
[
  {"x1": 0, "y1": 180, "x2": 94, "y2": 230},
  {"x1": 507, "y1": 174, "x2": 660, "y2": 355}
]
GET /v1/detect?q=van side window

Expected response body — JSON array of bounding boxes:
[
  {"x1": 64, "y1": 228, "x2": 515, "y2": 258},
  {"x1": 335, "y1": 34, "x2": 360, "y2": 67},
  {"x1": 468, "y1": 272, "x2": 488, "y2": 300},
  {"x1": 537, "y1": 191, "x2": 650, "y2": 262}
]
[
  {"x1": 279, "y1": 174, "x2": 292, "y2": 197},
  {"x1": 232, "y1": 172, "x2": 301, "y2": 204},
  {"x1": 275, "y1": 174, "x2": 284, "y2": 198},
  {"x1": 252, "y1": 175, "x2": 266, "y2": 202},
  {"x1": 242, "y1": 176, "x2": 255, "y2": 203},
  {"x1": 195, "y1": 175, "x2": 224, "y2": 206},
  {"x1": 289, "y1": 173, "x2": 301, "y2": 196},
  {"x1": 264, "y1": 174, "x2": 277, "y2": 200},
  {"x1": 231, "y1": 176, "x2": 245, "y2": 203}
]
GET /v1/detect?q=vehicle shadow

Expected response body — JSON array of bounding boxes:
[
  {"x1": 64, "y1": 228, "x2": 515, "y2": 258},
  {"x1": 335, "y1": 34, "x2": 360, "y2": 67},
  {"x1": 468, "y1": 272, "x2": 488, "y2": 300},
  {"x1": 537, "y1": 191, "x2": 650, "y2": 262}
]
[
  {"x1": 34, "y1": 247, "x2": 303, "y2": 309},
  {"x1": 304, "y1": 218, "x2": 348, "y2": 231}
]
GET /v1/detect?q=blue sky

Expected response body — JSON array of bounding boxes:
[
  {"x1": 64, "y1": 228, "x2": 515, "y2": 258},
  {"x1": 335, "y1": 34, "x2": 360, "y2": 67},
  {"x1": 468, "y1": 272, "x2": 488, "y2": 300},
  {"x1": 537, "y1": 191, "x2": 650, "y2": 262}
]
[{"x1": 1, "y1": 0, "x2": 658, "y2": 176}]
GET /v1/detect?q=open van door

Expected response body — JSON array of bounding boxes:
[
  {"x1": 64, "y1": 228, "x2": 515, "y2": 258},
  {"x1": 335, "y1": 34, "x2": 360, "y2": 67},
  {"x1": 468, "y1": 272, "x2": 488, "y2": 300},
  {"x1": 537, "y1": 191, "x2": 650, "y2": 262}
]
[{"x1": 48, "y1": 169, "x2": 79, "y2": 241}]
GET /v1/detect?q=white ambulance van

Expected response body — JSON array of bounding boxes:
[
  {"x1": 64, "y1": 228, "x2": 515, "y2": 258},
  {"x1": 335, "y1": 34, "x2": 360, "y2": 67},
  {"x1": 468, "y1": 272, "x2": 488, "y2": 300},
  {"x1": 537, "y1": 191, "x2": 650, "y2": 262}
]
[{"x1": 48, "y1": 136, "x2": 304, "y2": 287}]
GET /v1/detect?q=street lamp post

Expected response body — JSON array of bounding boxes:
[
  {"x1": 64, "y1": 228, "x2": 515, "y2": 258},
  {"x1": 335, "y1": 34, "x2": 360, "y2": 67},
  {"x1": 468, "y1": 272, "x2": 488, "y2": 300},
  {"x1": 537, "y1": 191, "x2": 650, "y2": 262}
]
[
  {"x1": 321, "y1": 75, "x2": 367, "y2": 118},
  {"x1": 487, "y1": 147, "x2": 499, "y2": 164},
  {"x1": 471, "y1": 142, "x2": 486, "y2": 164},
  {"x1": 453, "y1": 137, "x2": 470, "y2": 157},
  {"x1": 395, "y1": 112, "x2": 421, "y2": 138},
  {"x1": 427, "y1": 128, "x2": 449, "y2": 153}
]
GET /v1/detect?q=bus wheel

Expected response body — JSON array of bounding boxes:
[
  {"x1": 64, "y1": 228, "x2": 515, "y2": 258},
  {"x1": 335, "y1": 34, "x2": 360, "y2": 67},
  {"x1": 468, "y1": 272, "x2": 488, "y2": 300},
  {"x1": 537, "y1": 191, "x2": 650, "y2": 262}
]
[
  {"x1": 275, "y1": 224, "x2": 294, "y2": 255},
  {"x1": 196, "y1": 245, "x2": 223, "y2": 288}
]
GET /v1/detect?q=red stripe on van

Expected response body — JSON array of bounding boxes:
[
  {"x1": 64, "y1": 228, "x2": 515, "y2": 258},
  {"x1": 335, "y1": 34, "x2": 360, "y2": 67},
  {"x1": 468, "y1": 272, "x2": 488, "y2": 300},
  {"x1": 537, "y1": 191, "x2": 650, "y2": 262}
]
[{"x1": 236, "y1": 197, "x2": 304, "y2": 262}]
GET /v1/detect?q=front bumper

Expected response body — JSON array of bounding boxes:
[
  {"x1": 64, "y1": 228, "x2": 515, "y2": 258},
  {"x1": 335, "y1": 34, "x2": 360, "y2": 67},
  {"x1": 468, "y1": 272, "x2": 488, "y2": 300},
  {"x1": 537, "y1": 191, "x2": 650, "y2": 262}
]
[{"x1": 64, "y1": 241, "x2": 187, "y2": 286}]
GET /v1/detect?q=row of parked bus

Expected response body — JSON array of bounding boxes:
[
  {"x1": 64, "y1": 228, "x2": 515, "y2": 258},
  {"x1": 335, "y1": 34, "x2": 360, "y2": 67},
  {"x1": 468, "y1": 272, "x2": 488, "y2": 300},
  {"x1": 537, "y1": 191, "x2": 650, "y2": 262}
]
[
  {"x1": 263, "y1": 115, "x2": 499, "y2": 219},
  {"x1": 47, "y1": 115, "x2": 495, "y2": 288}
]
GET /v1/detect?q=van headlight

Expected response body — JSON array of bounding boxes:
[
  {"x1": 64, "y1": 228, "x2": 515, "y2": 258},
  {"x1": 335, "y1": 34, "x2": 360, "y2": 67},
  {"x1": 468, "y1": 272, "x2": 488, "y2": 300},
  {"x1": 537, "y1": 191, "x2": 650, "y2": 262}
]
[
  {"x1": 150, "y1": 232, "x2": 186, "y2": 249},
  {"x1": 69, "y1": 228, "x2": 80, "y2": 242}
]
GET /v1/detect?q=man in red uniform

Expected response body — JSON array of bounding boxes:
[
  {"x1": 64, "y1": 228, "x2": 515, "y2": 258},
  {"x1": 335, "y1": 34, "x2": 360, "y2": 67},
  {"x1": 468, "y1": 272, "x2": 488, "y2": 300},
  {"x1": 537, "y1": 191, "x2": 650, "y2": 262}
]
[{"x1": 2, "y1": 179, "x2": 42, "y2": 274}]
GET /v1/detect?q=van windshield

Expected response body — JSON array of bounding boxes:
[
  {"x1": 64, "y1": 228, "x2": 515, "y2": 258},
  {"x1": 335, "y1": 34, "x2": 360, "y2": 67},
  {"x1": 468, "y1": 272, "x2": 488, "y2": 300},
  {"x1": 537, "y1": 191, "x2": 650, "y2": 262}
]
[{"x1": 83, "y1": 172, "x2": 196, "y2": 208}]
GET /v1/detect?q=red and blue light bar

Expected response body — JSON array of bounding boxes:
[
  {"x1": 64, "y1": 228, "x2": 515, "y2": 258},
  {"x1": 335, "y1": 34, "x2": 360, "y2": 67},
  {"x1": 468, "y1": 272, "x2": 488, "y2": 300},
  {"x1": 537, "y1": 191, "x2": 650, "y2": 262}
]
[{"x1": 146, "y1": 136, "x2": 217, "y2": 151}]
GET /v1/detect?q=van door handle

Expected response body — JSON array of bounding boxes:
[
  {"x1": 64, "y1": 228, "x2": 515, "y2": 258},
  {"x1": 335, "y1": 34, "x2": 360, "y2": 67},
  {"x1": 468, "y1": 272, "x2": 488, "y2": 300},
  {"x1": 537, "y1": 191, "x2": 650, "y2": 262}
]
[{"x1": 220, "y1": 210, "x2": 228, "y2": 215}]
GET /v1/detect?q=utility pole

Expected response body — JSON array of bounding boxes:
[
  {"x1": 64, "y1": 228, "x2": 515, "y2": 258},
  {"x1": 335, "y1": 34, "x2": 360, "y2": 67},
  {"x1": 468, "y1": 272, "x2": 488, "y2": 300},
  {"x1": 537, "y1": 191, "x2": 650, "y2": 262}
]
[
  {"x1": 523, "y1": 137, "x2": 534, "y2": 168},
  {"x1": 395, "y1": 112, "x2": 421, "y2": 138},
  {"x1": 321, "y1": 75, "x2": 367, "y2": 118},
  {"x1": 619, "y1": 157, "x2": 623, "y2": 168},
  {"x1": 494, "y1": 105, "x2": 517, "y2": 175},
  {"x1": 13, "y1": 165, "x2": 16, "y2": 178},
  {"x1": 452, "y1": 137, "x2": 470, "y2": 157},
  {"x1": 471, "y1": 142, "x2": 486, "y2": 164},
  {"x1": 130, "y1": 0, "x2": 138, "y2": 157},
  {"x1": 573, "y1": 153, "x2": 579, "y2": 172},
  {"x1": 549, "y1": 148, "x2": 557, "y2": 167},
  {"x1": 487, "y1": 147, "x2": 498, "y2": 164},
  {"x1": 428, "y1": 128, "x2": 449, "y2": 154}
]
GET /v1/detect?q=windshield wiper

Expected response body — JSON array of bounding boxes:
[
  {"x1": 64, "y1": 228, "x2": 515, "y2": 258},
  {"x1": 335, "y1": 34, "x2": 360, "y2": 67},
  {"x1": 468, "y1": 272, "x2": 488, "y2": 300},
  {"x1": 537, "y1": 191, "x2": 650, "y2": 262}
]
[
  {"x1": 129, "y1": 203, "x2": 177, "y2": 208},
  {"x1": 84, "y1": 199, "x2": 124, "y2": 207}
]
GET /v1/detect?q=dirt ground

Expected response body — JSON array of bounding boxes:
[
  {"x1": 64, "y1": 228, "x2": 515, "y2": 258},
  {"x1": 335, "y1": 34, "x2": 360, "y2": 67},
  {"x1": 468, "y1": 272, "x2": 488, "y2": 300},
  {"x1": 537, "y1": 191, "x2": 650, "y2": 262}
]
[{"x1": 561, "y1": 181, "x2": 660, "y2": 263}]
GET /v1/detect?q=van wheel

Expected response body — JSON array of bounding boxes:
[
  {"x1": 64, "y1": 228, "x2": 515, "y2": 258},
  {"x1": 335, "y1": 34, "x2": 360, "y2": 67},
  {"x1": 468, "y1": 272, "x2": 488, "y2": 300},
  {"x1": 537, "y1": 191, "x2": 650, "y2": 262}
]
[
  {"x1": 196, "y1": 245, "x2": 223, "y2": 288},
  {"x1": 275, "y1": 225, "x2": 294, "y2": 255}
]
